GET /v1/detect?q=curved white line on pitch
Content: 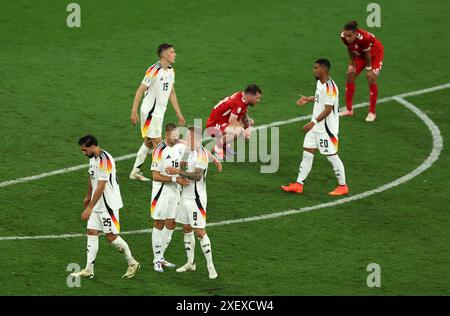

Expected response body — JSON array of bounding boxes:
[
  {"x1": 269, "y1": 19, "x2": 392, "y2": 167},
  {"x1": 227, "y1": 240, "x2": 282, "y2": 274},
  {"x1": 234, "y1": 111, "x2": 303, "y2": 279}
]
[{"x1": 0, "y1": 97, "x2": 442, "y2": 241}]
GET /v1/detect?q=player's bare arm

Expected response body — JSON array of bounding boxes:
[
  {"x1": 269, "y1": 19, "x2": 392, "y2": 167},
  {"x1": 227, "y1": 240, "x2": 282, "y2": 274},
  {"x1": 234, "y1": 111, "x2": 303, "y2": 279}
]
[
  {"x1": 152, "y1": 170, "x2": 189, "y2": 186},
  {"x1": 296, "y1": 95, "x2": 314, "y2": 106},
  {"x1": 228, "y1": 113, "x2": 242, "y2": 126},
  {"x1": 364, "y1": 51, "x2": 377, "y2": 81},
  {"x1": 179, "y1": 167, "x2": 204, "y2": 181},
  {"x1": 83, "y1": 177, "x2": 93, "y2": 209},
  {"x1": 206, "y1": 150, "x2": 222, "y2": 173},
  {"x1": 347, "y1": 50, "x2": 356, "y2": 74},
  {"x1": 169, "y1": 86, "x2": 185, "y2": 126},
  {"x1": 130, "y1": 84, "x2": 147, "y2": 125},
  {"x1": 303, "y1": 104, "x2": 333, "y2": 132},
  {"x1": 81, "y1": 180, "x2": 106, "y2": 221}
]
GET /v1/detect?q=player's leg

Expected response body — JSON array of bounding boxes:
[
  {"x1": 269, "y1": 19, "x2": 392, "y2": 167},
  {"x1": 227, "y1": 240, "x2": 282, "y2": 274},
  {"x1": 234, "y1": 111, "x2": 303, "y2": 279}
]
[
  {"x1": 70, "y1": 228, "x2": 99, "y2": 278},
  {"x1": 160, "y1": 218, "x2": 177, "y2": 268},
  {"x1": 152, "y1": 219, "x2": 166, "y2": 272},
  {"x1": 281, "y1": 131, "x2": 317, "y2": 194},
  {"x1": 341, "y1": 58, "x2": 364, "y2": 117},
  {"x1": 213, "y1": 122, "x2": 244, "y2": 159},
  {"x1": 194, "y1": 228, "x2": 217, "y2": 280},
  {"x1": 365, "y1": 49, "x2": 383, "y2": 122},
  {"x1": 105, "y1": 232, "x2": 140, "y2": 279},
  {"x1": 315, "y1": 132, "x2": 349, "y2": 196},
  {"x1": 176, "y1": 199, "x2": 196, "y2": 273},
  {"x1": 176, "y1": 224, "x2": 197, "y2": 273}
]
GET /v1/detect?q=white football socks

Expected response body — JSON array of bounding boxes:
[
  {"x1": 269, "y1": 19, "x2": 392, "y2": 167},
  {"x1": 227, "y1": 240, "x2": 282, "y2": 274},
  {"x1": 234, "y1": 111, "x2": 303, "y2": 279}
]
[
  {"x1": 86, "y1": 235, "x2": 99, "y2": 272},
  {"x1": 111, "y1": 236, "x2": 136, "y2": 266},
  {"x1": 132, "y1": 142, "x2": 151, "y2": 171},
  {"x1": 152, "y1": 228, "x2": 163, "y2": 263},
  {"x1": 161, "y1": 226, "x2": 175, "y2": 258},
  {"x1": 199, "y1": 234, "x2": 214, "y2": 266},
  {"x1": 296, "y1": 151, "x2": 315, "y2": 184},
  {"x1": 184, "y1": 232, "x2": 195, "y2": 264},
  {"x1": 327, "y1": 154, "x2": 346, "y2": 185}
]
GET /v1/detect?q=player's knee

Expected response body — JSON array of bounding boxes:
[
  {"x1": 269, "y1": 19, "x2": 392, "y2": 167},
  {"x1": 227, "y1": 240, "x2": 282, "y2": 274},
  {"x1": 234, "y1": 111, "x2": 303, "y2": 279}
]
[
  {"x1": 144, "y1": 138, "x2": 153, "y2": 149},
  {"x1": 153, "y1": 220, "x2": 165, "y2": 230},
  {"x1": 105, "y1": 233, "x2": 118, "y2": 242},
  {"x1": 183, "y1": 225, "x2": 193, "y2": 234},
  {"x1": 195, "y1": 229, "x2": 206, "y2": 239},
  {"x1": 303, "y1": 147, "x2": 316, "y2": 154},
  {"x1": 347, "y1": 73, "x2": 355, "y2": 83},
  {"x1": 165, "y1": 219, "x2": 176, "y2": 230},
  {"x1": 86, "y1": 230, "x2": 99, "y2": 236}
]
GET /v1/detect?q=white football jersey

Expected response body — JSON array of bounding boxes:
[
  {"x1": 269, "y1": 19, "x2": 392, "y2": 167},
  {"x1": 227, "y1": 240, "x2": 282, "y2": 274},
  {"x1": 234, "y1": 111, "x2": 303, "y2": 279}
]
[
  {"x1": 88, "y1": 150, "x2": 123, "y2": 212},
  {"x1": 180, "y1": 146, "x2": 209, "y2": 201},
  {"x1": 311, "y1": 78, "x2": 340, "y2": 136},
  {"x1": 141, "y1": 61, "x2": 175, "y2": 118},
  {"x1": 151, "y1": 141, "x2": 186, "y2": 198}
]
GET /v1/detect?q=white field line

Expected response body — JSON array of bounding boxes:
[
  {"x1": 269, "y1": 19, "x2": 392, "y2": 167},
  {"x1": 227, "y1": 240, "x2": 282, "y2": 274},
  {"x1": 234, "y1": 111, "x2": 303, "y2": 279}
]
[
  {"x1": 0, "y1": 95, "x2": 444, "y2": 241},
  {"x1": 1, "y1": 83, "x2": 449, "y2": 189}
]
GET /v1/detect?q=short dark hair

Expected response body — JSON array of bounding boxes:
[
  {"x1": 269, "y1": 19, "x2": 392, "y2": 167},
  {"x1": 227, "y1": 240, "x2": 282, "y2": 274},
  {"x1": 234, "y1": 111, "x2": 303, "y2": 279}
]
[
  {"x1": 157, "y1": 43, "x2": 174, "y2": 58},
  {"x1": 344, "y1": 21, "x2": 358, "y2": 32},
  {"x1": 187, "y1": 126, "x2": 202, "y2": 138},
  {"x1": 78, "y1": 134, "x2": 97, "y2": 147},
  {"x1": 244, "y1": 84, "x2": 262, "y2": 95},
  {"x1": 315, "y1": 58, "x2": 331, "y2": 70},
  {"x1": 165, "y1": 122, "x2": 178, "y2": 132}
]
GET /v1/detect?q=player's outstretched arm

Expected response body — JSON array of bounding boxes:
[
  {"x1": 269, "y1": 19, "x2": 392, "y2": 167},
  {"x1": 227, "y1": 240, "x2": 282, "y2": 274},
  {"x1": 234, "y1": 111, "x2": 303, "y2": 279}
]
[
  {"x1": 206, "y1": 150, "x2": 222, "y2": 173},
  {"x1": 296, "y1": 95, "x2": 314, "y2": 106},
  {"x1": 130, "y1": 84, "x2": 147, "y2": 125},
  {"x1": 81, "y1": 180, "x2": 106, "y2": 220},
  {"x1": 169, "y1": 87, "x2": 185, "y2": 126}
]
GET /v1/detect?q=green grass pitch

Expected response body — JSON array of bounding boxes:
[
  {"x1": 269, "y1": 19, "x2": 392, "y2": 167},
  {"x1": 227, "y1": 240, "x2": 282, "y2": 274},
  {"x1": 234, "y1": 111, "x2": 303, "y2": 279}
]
[{"x1": 1, "y1": 0, "x2": 450, "y2": 295}]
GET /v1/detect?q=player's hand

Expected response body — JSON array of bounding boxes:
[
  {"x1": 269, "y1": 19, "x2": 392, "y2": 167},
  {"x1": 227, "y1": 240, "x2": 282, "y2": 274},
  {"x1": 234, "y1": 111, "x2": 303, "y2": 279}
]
[
  {"x1": 180, "y1": 161, "x2": 187, "y2": 169},
  {"x1": 303, "y1": 122, "x2": 315, "y2": 133},
  {"x1": 243, "y1": 127, "x2": 252, "y2": 140},
  {"x1": 347, "y1": 65, "x2": 356, "y2": 75},
  {"x1": 177, "y1": 113, "x2": 186, "y2": 126},
  {"x1": 296, "y1": 95, "x2": 309, "y2": 106},
  {"x1": 81, "y1": 208, "x2": 92, "y2": 221},
  {"x1": 130, "y1": 111, "x2": 139, "y2": 126},
  {"x1": 83, "y1": 197, "x2": 91, "y2": 209},
  {"x1": 366, "y1": 69, "x2": 377, "y2": 81},
  {"x1": 249, "y1": 118, "x2": 255, "y2": 126},
  {"x1": 214, "y1": 160, "x2": 223, "y2": 173},
  {"x1": 176, "y1": 177, "x2": 190, "y2": 186},
  {"x1": 165, "y1": 167, "x2": 181, "y2": 175}
]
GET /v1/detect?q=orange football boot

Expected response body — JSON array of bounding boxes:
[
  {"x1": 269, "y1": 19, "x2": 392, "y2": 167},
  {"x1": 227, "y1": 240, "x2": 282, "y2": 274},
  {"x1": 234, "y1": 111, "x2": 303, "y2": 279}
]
[
  {"x1": 281, "y1": 182, "x2": 303, "y2": 194},
  {"x1": 328, "y1": 185, "x2": 349, "y2": 196}
]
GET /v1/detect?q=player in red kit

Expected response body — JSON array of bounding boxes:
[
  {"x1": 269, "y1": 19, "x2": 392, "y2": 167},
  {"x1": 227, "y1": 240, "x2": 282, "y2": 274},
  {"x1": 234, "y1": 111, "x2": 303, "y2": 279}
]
[
  {"x1": 340, "y1": 21, "x2": 384, "y2": 122},
  {"x1": 206, "y1": 84, "x2": 262, "y2": 159}
]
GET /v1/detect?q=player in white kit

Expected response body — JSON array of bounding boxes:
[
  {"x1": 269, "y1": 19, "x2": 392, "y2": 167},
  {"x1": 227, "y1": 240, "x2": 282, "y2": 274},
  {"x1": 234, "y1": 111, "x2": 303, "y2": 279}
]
[
  {"x1": 129, "y1": 43, "x2": 185, "y2": 181},
  {"x1": 150, "y1": 123, "x2": 190, "y2": 272},
  {"x1": 71, "y1": 135, "x2": 140, "y2": 279},
  {"x1": 281, "y1": 59, "x2": 349, "y2": 196},
  {"x1": 166, "y1": 127, "x2": 218, "y2": 279}
]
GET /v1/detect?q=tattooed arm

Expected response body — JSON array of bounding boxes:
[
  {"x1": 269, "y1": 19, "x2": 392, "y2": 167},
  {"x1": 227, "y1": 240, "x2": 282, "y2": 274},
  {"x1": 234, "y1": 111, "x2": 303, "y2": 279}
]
[{"x1": 166, "y1": 166, "x2": 204, "y2": 181}]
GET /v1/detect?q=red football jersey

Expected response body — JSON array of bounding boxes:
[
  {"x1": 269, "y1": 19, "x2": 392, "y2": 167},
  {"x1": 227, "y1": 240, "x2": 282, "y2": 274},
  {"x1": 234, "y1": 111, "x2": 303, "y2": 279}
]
[
  {"x1": 341, "y1": 28, "x2": 383, "y2": 58},
  {"x1": 206, "y1": 92, "x2": 248, "y2": 127}
]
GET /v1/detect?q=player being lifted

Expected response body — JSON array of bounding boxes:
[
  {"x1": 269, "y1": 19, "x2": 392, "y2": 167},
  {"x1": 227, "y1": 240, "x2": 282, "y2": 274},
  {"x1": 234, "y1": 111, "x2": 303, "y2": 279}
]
[
  {"x1": 166, "y1": 127, "x2": 218, "y2": 279},
  {"x1": 129, "y1": 43, "x2": 185, "y2": 181},
  {"x1": 149, "y1": 123, "x2": 190, "y2": 272},
  {"x1": 340, "y1": 21, "x2": 384, "y2": 122},
  {"x1": 72, "y1": 135, "x2": 140, "y2": 279},
  {"x1": 206, "y1": 84, "x2": 262, "y2": 160},
  {"x1": 281, "y1": 59, "x2": 349, "y2": 196}
]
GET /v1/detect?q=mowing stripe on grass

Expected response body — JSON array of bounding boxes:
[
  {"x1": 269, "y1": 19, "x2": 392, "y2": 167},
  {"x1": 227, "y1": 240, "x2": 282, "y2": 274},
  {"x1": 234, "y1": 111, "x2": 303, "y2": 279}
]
[
  {"x1": 0, "y1": 83, "x2": 449, "y2": 189},
  {"x1": 0, "y1": 96, "x2": 443, "y2": 241}
]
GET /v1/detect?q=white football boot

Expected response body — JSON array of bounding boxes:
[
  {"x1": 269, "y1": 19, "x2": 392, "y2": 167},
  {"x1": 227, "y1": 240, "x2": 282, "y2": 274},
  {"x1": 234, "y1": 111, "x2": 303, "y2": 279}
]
[
  {"x1": 161, "y1": 259, "x2": 176, "y2": 269},
  {"x1": 129, "y1": 169, "x2": 150, "y2": 181},
  {"x1": 70, "y1": 269, "x2": 94, "y2": 279},
  {"x1": 207, "y1": 264, "x2": 218, "y2": 279},
  {"x1": 122, "y1": 262, "x2": 140, "y2": 279},
  {"x1": 176, "y1": 262, "x2": 196, "y2": 273},
  {"x1": 153, "y1": 261, "x2": 164, "y2": 273},
  {"x1": 365, "y1": 112, "x2": 377, "y2": 122}
]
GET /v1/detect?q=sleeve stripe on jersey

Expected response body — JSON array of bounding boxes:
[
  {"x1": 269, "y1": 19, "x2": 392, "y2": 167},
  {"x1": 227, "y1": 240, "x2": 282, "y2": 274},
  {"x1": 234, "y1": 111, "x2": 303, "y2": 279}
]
[
  {"x1": 326, "y1": 80, "x2": 337, "y2": 98},
  {"x1": 145, "y1": 62, "x2": 162, "y2": 78},
  {"x1": 99, "y1": 152, "x2": 112, "y2": 173},
  {"x1": 152, "y1": 142, "x2": 166, "y2": 162}
]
